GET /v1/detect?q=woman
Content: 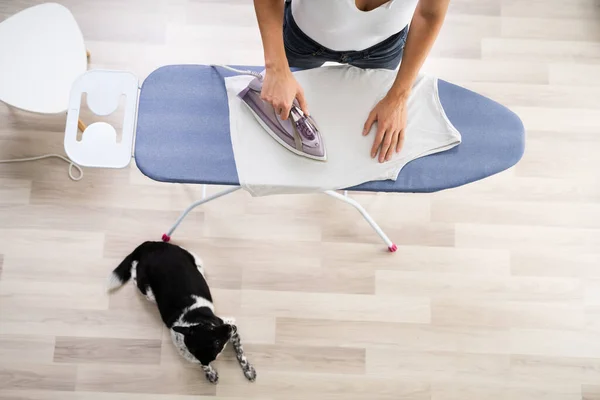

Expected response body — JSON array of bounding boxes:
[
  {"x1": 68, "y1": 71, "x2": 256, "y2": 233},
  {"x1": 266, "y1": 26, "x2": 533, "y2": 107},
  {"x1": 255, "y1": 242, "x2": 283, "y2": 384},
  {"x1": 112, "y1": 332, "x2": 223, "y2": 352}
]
[{"x1": 252, "y1": 0, "x2": 450, "y2": 162}]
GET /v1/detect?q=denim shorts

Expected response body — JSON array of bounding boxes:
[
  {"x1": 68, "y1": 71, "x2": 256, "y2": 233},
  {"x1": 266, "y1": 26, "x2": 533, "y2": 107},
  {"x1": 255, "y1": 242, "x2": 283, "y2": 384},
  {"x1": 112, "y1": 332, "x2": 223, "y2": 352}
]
[{"x1": 283, "y1": 0, "x2": 408, "y2": 70}]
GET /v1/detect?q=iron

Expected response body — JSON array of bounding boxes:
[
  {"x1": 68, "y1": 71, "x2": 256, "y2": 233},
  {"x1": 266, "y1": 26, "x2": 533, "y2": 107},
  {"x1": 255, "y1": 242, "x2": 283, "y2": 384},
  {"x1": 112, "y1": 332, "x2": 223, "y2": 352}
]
[{"x1": 237, "y1": 74, "x2": 327, "y2": 162}]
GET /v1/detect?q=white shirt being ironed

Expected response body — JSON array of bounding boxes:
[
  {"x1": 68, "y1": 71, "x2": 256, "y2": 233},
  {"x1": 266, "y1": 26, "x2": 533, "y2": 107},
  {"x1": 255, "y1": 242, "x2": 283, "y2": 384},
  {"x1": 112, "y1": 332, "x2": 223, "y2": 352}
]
[{"x1": 224, "y1": 65, "x2": 461, "y2": 197}]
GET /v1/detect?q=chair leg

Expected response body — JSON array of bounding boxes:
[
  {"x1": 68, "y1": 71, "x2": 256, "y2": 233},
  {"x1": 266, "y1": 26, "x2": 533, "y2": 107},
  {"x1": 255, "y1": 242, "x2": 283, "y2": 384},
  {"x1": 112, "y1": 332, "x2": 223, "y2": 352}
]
[
  {"x1": 78, "y1": 119, "x2": 87, "y2": 132},
  {"x1": 324, "y1": 190, "x2": 397, "y2": 252},
  {"x1": 162, "y1": 186, "x2": 242, "y2": 242}
]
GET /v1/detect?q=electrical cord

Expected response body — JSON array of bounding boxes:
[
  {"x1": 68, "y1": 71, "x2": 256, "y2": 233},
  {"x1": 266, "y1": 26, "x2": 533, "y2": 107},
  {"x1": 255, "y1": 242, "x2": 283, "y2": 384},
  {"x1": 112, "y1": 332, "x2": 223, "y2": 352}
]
[
  {"x1": 0, "y1": 153, "x2": 83, "y2": 181},
  {"x1": 212, "y1": 64, "x2": 263, "y2": 79}
]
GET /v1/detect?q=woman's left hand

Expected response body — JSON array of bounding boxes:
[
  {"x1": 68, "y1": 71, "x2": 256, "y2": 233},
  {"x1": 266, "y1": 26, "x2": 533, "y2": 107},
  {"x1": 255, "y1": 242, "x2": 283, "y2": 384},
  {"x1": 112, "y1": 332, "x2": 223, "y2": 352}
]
[{"x1": 363, "y1": 93, "x2": 408, "y2": 163}]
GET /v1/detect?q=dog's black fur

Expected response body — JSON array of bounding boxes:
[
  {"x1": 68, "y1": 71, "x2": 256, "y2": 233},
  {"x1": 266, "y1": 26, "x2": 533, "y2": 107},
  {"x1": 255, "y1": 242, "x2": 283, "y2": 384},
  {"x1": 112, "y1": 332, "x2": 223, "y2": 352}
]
[{"x1": 108, "y1": 241, "x2": 234, "y2": 382}]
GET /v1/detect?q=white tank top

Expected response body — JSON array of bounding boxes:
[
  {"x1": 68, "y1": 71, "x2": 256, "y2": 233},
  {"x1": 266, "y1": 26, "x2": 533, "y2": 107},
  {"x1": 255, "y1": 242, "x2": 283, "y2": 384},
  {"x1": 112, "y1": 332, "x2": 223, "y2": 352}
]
[{"x1": 290, "y1": 0, "x2": 419, "y2": 51}]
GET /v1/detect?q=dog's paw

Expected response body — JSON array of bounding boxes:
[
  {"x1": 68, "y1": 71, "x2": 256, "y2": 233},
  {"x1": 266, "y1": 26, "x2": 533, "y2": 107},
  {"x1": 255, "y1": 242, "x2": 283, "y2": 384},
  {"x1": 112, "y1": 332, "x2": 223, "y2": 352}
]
[
  {"x1": 243, "y1": 365, "x2": 257, "y2": 382},
  {"x1": 202, "y1": 365, "x2": 218, "y2": 384},
  {"x1": 207, "y1": 372, "x2": 219, "y2": 384},
  {"x1": 205, "y1": 369, "x2": 218, "y2": 384}
]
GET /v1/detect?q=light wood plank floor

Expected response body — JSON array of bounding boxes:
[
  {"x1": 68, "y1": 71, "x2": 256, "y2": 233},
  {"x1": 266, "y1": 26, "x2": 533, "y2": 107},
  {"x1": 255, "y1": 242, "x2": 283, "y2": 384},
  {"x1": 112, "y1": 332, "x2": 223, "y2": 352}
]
[{"x1": 1, "y1": 1, "x2": 600, "y2": 399}]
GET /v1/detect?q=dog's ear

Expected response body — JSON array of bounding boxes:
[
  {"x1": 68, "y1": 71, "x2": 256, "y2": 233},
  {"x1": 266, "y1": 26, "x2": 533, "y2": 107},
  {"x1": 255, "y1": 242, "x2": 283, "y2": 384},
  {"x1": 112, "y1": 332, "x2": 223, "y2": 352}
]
[{"x1": 172, "y1": 326, "x2": 192, "y2": 336}]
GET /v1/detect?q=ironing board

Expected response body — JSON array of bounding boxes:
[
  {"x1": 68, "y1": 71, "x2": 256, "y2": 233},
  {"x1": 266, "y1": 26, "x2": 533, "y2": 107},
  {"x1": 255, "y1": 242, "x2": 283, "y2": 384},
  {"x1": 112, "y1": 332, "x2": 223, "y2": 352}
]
[
  {"x1": 64, "y1": 64, "x2": 526, "y2": 252},
  {"x1": 135, "y1": 65, "x2": 525, "y2": 193}
]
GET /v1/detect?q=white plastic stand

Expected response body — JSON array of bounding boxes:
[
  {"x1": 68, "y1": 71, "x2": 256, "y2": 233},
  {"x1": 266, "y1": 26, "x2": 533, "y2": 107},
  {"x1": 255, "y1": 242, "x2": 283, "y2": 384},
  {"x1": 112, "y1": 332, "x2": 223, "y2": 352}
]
[{"x1": 64, "y1": 69, "x2": 139, "y2": 168}]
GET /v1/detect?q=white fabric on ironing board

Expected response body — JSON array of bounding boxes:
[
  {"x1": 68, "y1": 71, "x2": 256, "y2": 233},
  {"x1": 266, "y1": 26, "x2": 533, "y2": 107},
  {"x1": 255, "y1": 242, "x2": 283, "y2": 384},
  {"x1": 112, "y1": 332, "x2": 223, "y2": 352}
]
[{"x1": 225, "y1": 65, "x2": 461, "y2": 197}]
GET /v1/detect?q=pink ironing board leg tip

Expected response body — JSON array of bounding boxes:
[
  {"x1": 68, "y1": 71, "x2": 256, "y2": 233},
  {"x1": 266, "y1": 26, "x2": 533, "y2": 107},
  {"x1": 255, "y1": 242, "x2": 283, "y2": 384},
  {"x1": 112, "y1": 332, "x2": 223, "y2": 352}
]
[
  {"x1": 162, "y1": 233, "x2": 171, "y2": 242},
  {"x1": 388, "y1": 244, "x2": 398, "y2": 252}
]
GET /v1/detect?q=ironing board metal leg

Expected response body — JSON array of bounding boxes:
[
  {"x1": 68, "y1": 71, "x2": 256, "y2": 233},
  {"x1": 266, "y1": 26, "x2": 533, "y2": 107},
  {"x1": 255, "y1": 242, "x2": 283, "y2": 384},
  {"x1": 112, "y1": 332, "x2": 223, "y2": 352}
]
[
  {"x1": 324, "y1": 190, "x2": 397, "y2": 252},
  {"x1": 162, "y1": 186, "x2": 241, "y2": 242}
]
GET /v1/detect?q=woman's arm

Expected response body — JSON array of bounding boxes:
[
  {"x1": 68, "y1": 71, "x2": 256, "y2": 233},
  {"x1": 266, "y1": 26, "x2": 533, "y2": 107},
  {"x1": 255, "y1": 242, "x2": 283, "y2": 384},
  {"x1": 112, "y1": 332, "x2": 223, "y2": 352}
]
[
  {"x1": 389, "y1": 0, "x2": 450, "y2": 99},
  {"x1": 252, "y1": 0, "x2": 308, "y2": 119},
  {"x1": 364, "y1": 0, "x2": 450, "y2": 162},
  {"x1": 253, "y1": 0, "x2": 288, "y2": 70}
]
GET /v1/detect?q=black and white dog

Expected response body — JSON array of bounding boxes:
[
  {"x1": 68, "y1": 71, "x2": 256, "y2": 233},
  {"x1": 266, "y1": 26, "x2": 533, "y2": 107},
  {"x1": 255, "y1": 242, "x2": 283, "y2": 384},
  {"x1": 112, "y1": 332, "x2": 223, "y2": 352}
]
[{"x1": 107, "y1": 240, "x2": 256, "y2": 384}]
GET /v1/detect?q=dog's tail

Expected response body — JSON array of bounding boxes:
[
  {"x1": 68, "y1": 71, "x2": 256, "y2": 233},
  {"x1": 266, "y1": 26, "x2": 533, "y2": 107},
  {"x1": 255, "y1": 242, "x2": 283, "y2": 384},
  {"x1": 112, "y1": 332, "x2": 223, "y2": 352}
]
[{"x1": 107, "y1": 241, "x2": 151, "y2": 291}]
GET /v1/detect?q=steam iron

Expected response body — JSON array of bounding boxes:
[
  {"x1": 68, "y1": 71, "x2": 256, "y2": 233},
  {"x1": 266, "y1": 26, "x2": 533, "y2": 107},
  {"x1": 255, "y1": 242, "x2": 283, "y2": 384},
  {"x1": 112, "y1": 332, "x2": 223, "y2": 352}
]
[{"x1": 237, "y1": 75, "x2": 327, "y2": 162}]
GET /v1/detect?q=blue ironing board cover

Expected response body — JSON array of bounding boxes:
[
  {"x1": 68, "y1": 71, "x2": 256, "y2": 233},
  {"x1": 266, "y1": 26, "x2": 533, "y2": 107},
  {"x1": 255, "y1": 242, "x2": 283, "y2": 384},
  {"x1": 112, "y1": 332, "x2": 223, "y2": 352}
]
[{"x1": 134, "y1": 65, "x2": 525, "y2": 193}]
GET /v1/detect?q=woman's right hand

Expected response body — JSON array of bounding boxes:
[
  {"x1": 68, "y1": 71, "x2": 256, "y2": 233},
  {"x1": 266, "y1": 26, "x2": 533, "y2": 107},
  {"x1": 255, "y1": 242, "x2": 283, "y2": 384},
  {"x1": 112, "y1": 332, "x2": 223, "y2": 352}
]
[{"x1": 261, "y1": 67, "x2": 309, "y2": 120}]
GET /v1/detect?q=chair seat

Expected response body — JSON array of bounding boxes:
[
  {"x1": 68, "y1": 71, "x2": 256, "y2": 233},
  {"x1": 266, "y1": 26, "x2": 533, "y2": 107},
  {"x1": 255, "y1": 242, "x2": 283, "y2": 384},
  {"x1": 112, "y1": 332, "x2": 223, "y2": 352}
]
[{"x1": 0, "y1": 3, "x2": 87, "y2": 114}]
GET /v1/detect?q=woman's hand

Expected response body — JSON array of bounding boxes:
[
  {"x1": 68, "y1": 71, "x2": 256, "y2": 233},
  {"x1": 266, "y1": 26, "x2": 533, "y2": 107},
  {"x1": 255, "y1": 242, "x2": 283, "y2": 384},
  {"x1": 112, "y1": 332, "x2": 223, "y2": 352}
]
[
  {"x1": 359, "y1": 0, "x2": 451, "y2": 163},
  {"x1": 261, "y1": 67, "x2": 308, "y2": 120},
  {"x1": 363, "y1": 93, "x2": 408, "y2": 163}
]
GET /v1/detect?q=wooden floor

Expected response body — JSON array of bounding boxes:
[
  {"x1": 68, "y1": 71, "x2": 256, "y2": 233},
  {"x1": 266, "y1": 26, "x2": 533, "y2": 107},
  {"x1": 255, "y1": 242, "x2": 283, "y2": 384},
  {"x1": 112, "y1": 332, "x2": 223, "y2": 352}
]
[{"x1": 1, "y1": 0, "x2": 600, "y2": 399}]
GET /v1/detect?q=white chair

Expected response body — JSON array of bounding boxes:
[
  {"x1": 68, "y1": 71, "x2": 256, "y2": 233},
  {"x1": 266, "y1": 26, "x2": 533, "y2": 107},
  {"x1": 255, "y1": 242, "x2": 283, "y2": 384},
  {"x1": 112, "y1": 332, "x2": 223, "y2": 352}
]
[{"x1": 0, "y1": 2, "x2": 89, "y2": 179}]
